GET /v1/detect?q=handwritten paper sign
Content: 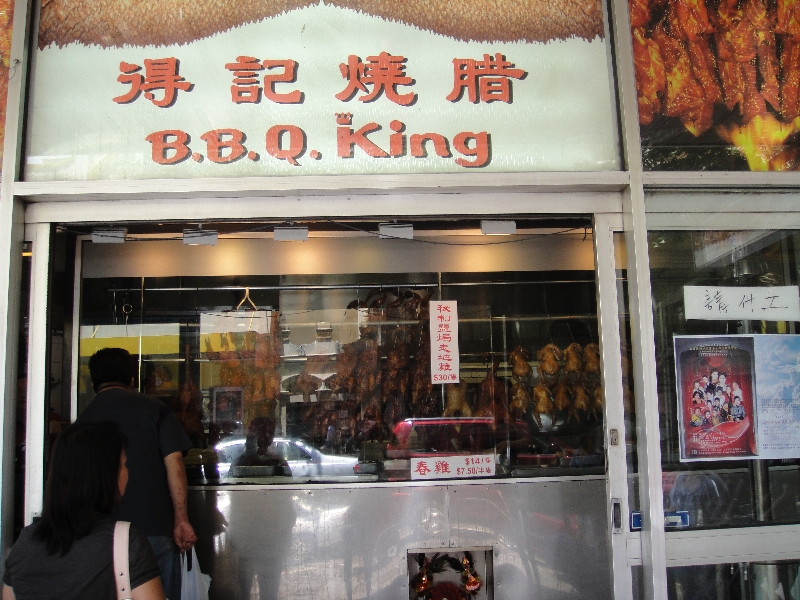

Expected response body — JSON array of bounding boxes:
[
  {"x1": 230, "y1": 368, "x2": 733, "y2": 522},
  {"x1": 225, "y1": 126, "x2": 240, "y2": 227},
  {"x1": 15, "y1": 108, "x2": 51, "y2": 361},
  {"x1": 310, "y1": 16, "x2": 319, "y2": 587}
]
[
  {"x1": 411, "y1": 455, "x2": 496, "y2": 480},
  {"x1": 684, "y1": 286, "x2": 800, "y2": 322},
  {"x1": 430, "y1": 300, "x2": 460, "y2": 384}
]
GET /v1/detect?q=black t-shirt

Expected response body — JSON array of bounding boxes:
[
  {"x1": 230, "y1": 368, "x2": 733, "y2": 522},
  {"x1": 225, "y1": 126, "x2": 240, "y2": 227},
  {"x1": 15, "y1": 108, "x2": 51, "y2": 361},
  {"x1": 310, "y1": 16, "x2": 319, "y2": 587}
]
[
  {"x1": 77, "y1": 389, "x2": 192, "y2": 537},
  {"x1": 4, "y1": 516, "x2": 160, "y2": 599}
]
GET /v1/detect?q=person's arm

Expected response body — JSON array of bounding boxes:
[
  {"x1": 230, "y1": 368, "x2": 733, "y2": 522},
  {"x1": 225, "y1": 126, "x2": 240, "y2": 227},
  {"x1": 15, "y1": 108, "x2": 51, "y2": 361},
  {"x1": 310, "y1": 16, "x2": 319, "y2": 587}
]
[
  {"x1": 131, "y1": 576, "x2": 166, "y2": 600},
  {"x1": 3, "y1": 584, "x2": 15, "y2": 600},
  {"x1": 164, "y1": 451, "x2": 197, "y2": 551}
]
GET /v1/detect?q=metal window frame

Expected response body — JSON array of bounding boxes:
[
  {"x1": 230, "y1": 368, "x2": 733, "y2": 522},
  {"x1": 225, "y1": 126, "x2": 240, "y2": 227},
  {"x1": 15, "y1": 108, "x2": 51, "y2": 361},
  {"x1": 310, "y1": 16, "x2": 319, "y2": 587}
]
[
  {"x1": 0, "y1": 0, "x2": 38, "y2": 553},
  {"x1": 642, "y1": 195, "x2": 800, "y2": 572}
]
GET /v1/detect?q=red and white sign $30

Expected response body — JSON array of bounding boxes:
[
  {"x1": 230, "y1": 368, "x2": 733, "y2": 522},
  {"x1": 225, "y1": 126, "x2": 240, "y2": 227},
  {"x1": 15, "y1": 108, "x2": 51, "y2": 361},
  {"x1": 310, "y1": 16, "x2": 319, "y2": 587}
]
[{"x1": 430, "y1": 300, "x2": 459, "y2": 384}]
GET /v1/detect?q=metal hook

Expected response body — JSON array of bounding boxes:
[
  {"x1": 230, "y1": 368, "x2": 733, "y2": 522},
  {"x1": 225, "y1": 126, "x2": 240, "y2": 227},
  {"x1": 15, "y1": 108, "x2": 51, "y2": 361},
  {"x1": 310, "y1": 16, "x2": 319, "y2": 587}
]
[
  {"x1": 235, "y1": 287, "x2": 259, "y2": 331},
  {"x1": 122, "y1": 303, "x2": 133, "y2": 336},
  {"x1": 235, "y1": 287, "x2": 258, "y2": 312},
  {"x1": 8, "y1": 59, "x2": 19, "y2": 81}
]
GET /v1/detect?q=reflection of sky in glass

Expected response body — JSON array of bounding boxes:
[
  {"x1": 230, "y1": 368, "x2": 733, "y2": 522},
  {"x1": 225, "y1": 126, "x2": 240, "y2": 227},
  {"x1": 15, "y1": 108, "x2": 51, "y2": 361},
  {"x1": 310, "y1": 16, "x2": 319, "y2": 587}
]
[{"x1": 754, "y1": 336, "x2": 800, "y2": 400}]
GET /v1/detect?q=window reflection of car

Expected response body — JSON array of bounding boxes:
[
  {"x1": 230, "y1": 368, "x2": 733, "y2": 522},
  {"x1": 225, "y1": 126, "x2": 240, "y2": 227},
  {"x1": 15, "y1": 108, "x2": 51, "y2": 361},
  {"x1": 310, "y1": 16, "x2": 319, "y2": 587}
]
[{"x1": 215, "y1": 437, "x2": 358, "y2": 478}]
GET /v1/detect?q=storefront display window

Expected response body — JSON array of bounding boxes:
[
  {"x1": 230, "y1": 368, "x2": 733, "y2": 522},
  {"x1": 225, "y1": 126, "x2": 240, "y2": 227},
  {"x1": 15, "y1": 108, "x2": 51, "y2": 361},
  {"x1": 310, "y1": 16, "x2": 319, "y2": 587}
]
[
  {"x1": 75, "y1": 221, "x2": 608, "y2": 483},
  {"x1": 629, "y1": 0, "x2": 800, "y2": 171},
  {"x1": 649, "y1": 230, "x2": 800, "y2": 529}
]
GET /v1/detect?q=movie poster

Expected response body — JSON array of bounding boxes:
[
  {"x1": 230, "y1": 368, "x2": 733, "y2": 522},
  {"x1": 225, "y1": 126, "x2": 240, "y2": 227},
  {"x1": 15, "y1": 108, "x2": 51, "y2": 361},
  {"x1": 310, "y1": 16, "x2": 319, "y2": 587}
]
[
  {"x1": 675, "y1": 334, "x2": 800, "y2": 461},
  {"x1": 674, "y1": 336, "x2": 757, "y2": 461}
]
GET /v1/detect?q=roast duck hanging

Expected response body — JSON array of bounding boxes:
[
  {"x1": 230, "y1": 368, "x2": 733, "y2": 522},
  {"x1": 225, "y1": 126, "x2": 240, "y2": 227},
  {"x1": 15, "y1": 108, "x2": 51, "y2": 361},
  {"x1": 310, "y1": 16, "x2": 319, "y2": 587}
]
[{"x1": 204, "y1": 311, "x2": 283, "y2": 433}]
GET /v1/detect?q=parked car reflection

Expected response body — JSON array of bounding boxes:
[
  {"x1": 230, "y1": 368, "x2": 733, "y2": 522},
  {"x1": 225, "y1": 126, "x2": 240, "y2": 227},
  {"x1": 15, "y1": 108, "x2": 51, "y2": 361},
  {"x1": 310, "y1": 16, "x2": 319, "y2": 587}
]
[{"x1": 216, "y1": 436, "x2": 359, "y2": 478}]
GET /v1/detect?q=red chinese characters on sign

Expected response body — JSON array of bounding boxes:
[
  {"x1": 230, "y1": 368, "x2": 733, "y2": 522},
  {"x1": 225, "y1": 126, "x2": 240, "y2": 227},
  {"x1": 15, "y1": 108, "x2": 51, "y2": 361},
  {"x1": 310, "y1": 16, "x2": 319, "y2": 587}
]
[
  {"x1": 113, "y1": 58, "x2": 192, "y2": 107},
  {"x1": 430, "y1": 300, "x2": 459, "y2": 384},
  {"x1": 336, "y1": 52, "x2": 416, "y2": 106},
  {"x1": 446, "y1": 53, "x2": 526, "y2": 104},
  {"x1": 411, "y1": 455, "x2": 495, "y2": 480},
  {"x1": 225, "y1": 57, "x2": 302, "y2": 104},
  {"x1": 413, "y1": 461, "x2": 432, "y2": 477},
  {"x1": 129, "y1": 52, "x2": 517, "y2": 170},
  {"x1": 225, "y1": 56, "x2": 262, "y2": 103}
]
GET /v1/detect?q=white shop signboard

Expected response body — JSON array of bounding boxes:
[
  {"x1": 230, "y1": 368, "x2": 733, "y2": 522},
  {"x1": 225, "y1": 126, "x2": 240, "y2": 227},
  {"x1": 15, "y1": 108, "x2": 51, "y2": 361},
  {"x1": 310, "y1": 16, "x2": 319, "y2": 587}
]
[{"x1": 26, "y1": 0, "x2": 619, "y2": 180}]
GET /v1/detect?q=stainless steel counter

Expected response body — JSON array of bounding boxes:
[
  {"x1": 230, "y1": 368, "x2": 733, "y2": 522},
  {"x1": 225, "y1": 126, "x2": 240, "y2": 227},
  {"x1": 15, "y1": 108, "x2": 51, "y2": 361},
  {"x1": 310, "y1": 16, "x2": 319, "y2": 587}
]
[{"x1": 188, "y1": 476, "x2": 612, "y2": 599}]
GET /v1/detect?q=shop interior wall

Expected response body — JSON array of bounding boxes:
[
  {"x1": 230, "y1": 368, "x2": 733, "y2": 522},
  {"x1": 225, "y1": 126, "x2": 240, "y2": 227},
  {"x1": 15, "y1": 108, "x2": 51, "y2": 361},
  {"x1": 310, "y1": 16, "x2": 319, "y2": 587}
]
[{"x1": 81, "y1": 233, "x2": 596, "y2": 279}]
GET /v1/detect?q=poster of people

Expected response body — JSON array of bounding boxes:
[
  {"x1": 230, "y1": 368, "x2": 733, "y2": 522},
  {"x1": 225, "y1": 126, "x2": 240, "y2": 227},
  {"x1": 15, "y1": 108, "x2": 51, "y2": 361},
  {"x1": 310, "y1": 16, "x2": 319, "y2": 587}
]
[
  {"x1": 675, "y1": 334, "x2": 800, "y2": 461},
  {"x1": 675, "y1": 336, "x2": 757, "y2": 461}
]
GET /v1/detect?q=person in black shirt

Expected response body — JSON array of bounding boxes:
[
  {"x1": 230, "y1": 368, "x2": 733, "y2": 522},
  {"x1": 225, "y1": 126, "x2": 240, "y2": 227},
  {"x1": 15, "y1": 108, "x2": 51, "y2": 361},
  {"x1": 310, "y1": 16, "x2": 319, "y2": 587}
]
[{"x1": 77, "y1": 348, "x2": 196, "y2": 600}]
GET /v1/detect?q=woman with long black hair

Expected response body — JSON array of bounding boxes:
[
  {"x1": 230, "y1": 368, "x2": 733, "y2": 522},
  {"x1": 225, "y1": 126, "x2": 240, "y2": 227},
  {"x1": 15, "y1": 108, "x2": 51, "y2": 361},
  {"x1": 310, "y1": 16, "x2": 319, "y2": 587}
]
[{"x1": 3, "y1": 422, "x2": 166, "y2": 599}]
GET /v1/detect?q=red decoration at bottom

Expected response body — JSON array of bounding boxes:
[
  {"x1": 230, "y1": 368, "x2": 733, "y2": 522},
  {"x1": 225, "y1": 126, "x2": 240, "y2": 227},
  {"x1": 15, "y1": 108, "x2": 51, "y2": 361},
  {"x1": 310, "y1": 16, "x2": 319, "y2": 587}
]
[{"x1": 427, "y1": 582, "x2": 464, "y2": 600}]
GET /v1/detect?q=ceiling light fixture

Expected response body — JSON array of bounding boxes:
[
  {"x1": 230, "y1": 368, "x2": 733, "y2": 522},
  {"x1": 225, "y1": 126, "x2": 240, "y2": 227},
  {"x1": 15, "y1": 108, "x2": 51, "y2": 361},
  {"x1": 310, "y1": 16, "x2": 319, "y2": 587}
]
[
  {"x1": 379, "y1": 223, "x2": 414, "y2": 240},
  {"x1": 481, "y1": 220, "x2": 516, "y2": 236},
  {"x1": 91, "y1": 227, "x2": 127, "y2": 244},
  {"x1": 274, "y1": 226, "x2": 309, "y2": 242},
  {"x1": 183, "y1": 224, "x2": 218, "y2": 246}
]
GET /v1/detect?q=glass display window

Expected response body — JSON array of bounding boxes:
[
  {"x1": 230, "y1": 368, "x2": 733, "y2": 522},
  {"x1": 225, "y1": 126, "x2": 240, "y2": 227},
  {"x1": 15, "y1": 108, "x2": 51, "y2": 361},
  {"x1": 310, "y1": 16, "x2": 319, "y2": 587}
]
[
  {"x1": 634, "y1": 560, "x2": 800, "y2": 600},
  {"x1": 75, "y1": 220, "x2": 611, "y2": 483},
  {"x1": 649, "y1": 230, "x2": 800, "y2": 529}
]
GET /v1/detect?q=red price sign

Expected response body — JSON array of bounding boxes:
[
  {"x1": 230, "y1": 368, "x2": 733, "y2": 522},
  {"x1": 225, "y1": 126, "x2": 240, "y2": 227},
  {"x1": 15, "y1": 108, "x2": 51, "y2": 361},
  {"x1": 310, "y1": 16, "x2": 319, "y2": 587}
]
[{"x1": 411, "y1": 454, "x2": 495, "y2": 480}]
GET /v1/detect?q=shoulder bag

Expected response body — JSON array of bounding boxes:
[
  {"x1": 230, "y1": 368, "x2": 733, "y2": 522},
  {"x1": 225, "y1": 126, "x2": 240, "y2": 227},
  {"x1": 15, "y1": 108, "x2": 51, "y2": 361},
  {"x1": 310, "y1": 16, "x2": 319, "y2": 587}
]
[{"x1": 113, "y1": 521, "x2": 133, "y2": 600}]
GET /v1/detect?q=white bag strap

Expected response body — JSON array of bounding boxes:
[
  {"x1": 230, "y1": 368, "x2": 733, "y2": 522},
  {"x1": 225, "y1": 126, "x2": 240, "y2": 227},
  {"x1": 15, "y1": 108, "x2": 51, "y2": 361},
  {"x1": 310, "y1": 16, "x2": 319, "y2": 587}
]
[{"x1": 113, "y1": 521, "x2": 132, "y2": 600}]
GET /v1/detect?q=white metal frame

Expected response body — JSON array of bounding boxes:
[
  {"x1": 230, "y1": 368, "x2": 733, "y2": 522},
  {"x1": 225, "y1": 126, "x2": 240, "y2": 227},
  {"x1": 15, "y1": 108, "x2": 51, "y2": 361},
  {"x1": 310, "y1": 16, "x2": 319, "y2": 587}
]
[
  {"x1": 23, "y1": 223, "x2": 49, "y2": 525},
  {"x1": 0, "y1": 0, "x2": 38, "y2": 556},
  {"x1": 595, "y1": 213, "x2": 634, "y2": 600}
]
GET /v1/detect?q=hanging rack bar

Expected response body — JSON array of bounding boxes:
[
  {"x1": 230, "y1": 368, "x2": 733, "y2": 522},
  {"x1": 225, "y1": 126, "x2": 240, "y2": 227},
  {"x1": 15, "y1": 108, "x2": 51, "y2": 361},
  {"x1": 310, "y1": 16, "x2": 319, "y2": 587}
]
[
  {"x1": 86, "y1": 313, "x2": 599, "y2": 330},
  {"x1": 105, "y1": 279, "x2": 598, "y2": 293}
]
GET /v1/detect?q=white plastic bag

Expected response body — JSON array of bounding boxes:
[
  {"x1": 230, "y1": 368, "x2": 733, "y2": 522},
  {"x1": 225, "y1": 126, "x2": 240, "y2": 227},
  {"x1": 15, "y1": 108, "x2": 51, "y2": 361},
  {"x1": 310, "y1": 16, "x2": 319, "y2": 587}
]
[{"x1": 181, "y1": 548, "x2": 211, "y2": 600}]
